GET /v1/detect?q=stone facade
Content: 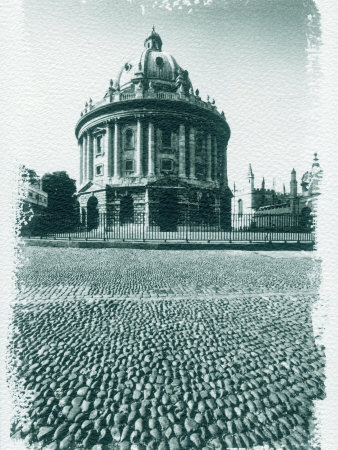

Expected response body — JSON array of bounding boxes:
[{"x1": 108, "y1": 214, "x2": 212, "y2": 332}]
[
  {"x1": 232, "y1": 154, "x2": 322, "y2": 228},
  {"x1": 75, "y1": 28, "x2": 232, "y2": 230},
  {"x1": 21, "y1": 177, "x2": 48, "y2": 235}
]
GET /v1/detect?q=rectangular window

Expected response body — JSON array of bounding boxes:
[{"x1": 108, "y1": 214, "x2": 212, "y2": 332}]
[
  {"x1": 161, "y1": 158, "x2": 173, "y2": 173},
  {"x1": 96, "y1": 164, "x2": 104, "y2": 176},
  {"x1": 125, "y1": 159, "x2": 134, "y2": 173},
  {"x1": 96, "y1": 136, "x2": 102, "y2": 155}
]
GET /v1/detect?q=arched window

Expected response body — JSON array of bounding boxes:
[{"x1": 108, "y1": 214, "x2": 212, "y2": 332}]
[
  {"x1": 96, "y1": 136, "x2": 102, "y2": 155},
  {"x1": 120, "y1": 194, "x2": 134, "y2": 224},
  {"x1": 125, "y1": 129, "x2": 134, "y2": 149},
  {"x1": 156, "y1": 57, "x2": 164, "y2": 67},
  {"x1": 81, "y1": 207, "x2": 86, "y2": 226},
  {"x1": 162, "y1": 129, "x2": 171, "y2": 149},
  {"x1": 87, "y1": 196, "x2": 99, "y2": 230}
]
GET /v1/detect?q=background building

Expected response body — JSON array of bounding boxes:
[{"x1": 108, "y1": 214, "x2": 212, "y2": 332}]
[
  {"x1": 20, "y1": 170, "x2": 48, "y2": 235},
  {"x1": 75, "y1": 28, "x2": 232, "y2": 231},
  {"x1": 232, "y1": 154, "x2": 322, "y2": 230}
]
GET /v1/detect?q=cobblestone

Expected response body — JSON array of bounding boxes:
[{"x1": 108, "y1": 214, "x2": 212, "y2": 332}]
[{"x1": 9, "y1": 247, "x2": 324, "y2": 449}]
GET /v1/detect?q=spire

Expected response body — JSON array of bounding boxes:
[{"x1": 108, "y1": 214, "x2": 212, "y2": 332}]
[
  {"x1": 261, "y1": 177, "x2": 265, "y2": 190},
  {"x1": 144, "y1": 26, "x2": 163, "y2": 51},
  {"x1": 312, "y1": 152, "x2": 320, "y2": 168},
  {"x1": 248, "y1": 164, "x2": 254, "y2": 178},
  {"x1": 290, "y1": 168, "x2": 297, "y2": 197}
]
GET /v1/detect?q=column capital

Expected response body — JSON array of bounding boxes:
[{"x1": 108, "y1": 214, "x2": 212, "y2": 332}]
[{"x1": 103, "y1": 119, "x2": 113, "y2": 127}]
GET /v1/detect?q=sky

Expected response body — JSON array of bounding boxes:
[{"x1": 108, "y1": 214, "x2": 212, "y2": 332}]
[{"x1": 16, "y1": 0, "x2": 321, "y2": 192}]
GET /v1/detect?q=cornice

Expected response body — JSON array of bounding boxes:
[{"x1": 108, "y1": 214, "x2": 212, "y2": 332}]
[{"x1": 75, "y1": 98, "x2": 230, "y2": 140}]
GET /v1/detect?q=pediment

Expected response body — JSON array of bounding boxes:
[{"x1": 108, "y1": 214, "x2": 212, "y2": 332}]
[{"x1": 77, "y1": 181, "x2": 107, "y2": 194}]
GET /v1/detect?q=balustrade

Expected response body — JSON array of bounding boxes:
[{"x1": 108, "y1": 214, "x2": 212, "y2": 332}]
[{"x1": 80, "y1": 90, "x2": 224, "y2": 120}]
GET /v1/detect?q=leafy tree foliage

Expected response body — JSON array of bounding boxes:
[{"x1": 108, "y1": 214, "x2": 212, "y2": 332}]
[
  {"x1": 20, "y1": 165, "x2": 39, "y2": 185},
  {"x1": 41, "y1": 171, "x2": 78, "y2": 231}
]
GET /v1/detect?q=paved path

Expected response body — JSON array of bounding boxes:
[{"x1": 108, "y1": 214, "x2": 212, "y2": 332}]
[{"x1": 9, "y1": 248, "x2": 324, "y2": 449}]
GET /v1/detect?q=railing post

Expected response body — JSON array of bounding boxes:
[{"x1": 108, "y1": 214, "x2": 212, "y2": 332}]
[
  {"x1": 185, "y1": 209, "x2": 189, "y2": 243},
  {"x1": 142, "y1": 212, "x2": 145, "y2": 242},
  {"x1": 229, "y1": 213, "x2": 232, "y2": 243},
  {"x1": 218, "y1": 208, "x2": 221, "y2": 237}
]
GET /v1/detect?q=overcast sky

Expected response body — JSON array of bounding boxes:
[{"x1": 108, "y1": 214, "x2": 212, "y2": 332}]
[{"x1": 17, "y1": 0, "x2": 321, "y2": 192}]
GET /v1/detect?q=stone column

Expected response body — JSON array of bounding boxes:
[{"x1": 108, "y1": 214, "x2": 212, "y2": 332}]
[
  {"x1": 189, "y1": 127, "x2": 196, "y2": 179},
  {"x1": 178, "y1": 124, "x2": 186, "y2": 178},
  {"x1": 79, "y1": 138, "x2": 83, "y2": 185},
  {"x1": 136, "y1": 119, "x2": 143, "y2": 177},
  {"x1": 155, "y1": 128, "x2": 161, "y2": 175},
  {"x1": 206, "y1": 134, "x2": 212, "y2": 182},
  {"x1": 88, "y1": 132, "x2": 94, "y2": 181},
  {"x1": 213, "y1": 136, "x2": 218, "y2": 181},
  {"x1": 223, "y1": 145, "x2": 228, "y2": 186},
  {"x1": 83, "y1": 133, "x2": 88, "y2": 183},
  {"x1": 106, "y1": 123, "x2": 113, "y2": 178},
  {"x1": 114, "y1": 121, "x2": 121, "y2": 179},
  {"x1": 202, "y1": 136, "x2": 206, "y2": 180},
  {"x1": 144, "y1": 188, "x2": 149, "y2": 228},
  {"x1": 148, "y1": 121, "x2": 155, "y2": 176}
]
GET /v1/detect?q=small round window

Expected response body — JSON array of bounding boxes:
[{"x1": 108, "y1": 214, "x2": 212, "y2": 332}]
[
  {"x1": 124, "y1": 63, "x2": 132, "y2": 72},
  {"x1": 156, "y1": 57, "x2": 164, "y2": 67}
]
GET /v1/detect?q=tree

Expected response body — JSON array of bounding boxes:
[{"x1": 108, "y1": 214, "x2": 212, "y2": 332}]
[
  {"x1": 21, "y1": 165, "x2": 39, "y2": 185},
  {"x1": 41, "y1": 171, "x2": 77, "y2": 232}
]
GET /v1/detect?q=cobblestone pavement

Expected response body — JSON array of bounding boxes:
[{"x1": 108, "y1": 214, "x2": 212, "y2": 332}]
[{"x1": 9, "y1": 248, "x2": 324, "y2": 449}]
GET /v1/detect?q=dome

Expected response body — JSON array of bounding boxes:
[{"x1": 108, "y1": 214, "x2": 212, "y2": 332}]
[{"x1": 114, "y1": 27, "x2": 193, "y2": 94}]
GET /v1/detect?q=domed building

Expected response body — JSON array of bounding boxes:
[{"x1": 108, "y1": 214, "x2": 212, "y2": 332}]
[{"x1": 75, "y1": 28, "x2": 232, "y2": 231}]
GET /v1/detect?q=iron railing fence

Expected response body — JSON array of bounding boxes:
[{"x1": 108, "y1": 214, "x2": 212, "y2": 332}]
[{"x1": 24, "y1": 212, "x2": 315, "y2": 243}]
